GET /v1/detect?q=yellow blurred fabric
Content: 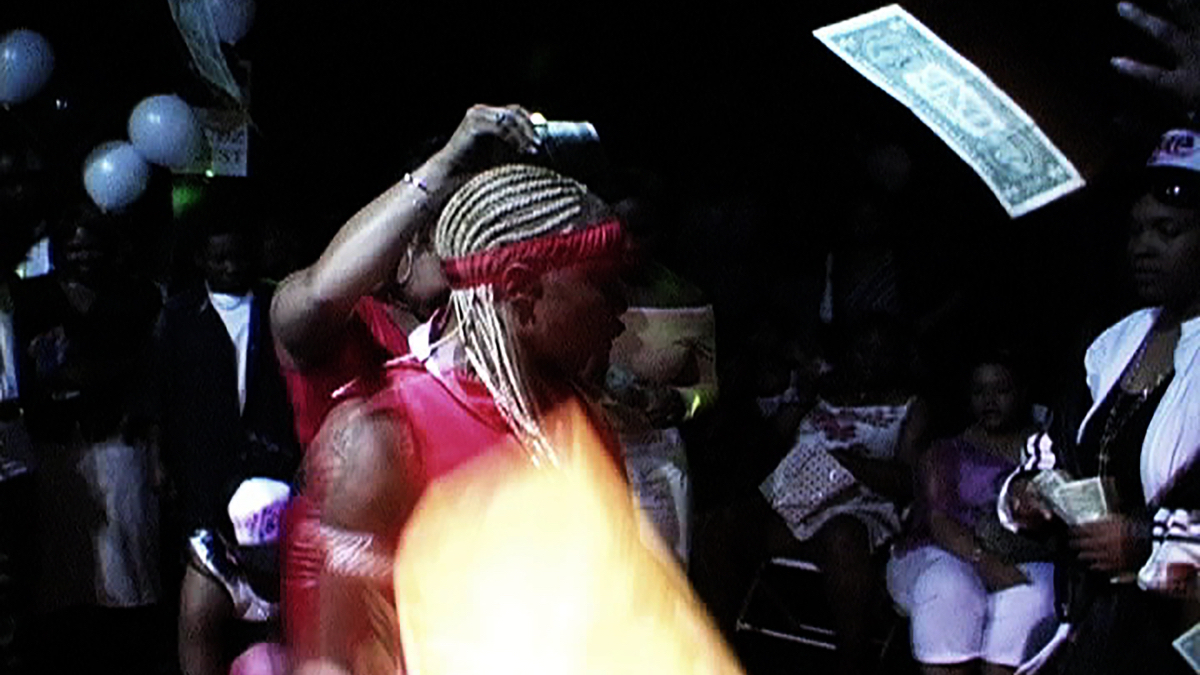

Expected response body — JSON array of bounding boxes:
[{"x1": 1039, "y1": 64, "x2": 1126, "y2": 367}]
[{"x1": 393, "y1": 398, "x2": 744, "y2": 675}]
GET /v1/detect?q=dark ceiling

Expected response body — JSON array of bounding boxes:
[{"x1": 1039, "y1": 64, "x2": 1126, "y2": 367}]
[
  {"x1": 4, "y1": 1, "x2": 1185, "y2": 200},
  {"x1": 4, "y1": 0, "x2": 1190, "y2": 387}
]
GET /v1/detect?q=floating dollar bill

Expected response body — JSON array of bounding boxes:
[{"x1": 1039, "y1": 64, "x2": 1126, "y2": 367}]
[
  {"x1": 1174, "y1": 621, "x2": 1200, "y2": 673},
  {"x1": 814, "y1": 5, "x2": 1085, "y2": 217}
]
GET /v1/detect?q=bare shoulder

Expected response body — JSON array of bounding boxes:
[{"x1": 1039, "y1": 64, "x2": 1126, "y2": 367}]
[{"x1": 315, "y1": 398, "x2": 420, "y2": 534}]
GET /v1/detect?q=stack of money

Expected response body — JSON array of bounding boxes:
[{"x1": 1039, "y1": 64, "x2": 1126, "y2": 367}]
[{"x1": 1030, "y1": 470, "x2": 1112, "y2": 526}]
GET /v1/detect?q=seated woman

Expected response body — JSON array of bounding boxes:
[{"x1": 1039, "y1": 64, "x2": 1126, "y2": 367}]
[
  {"x1": 295, "y1": 164, "x2": 741, "y2": 675},
  {"x1": 602, "y1": 181, "x2": 717, "y2": 565},
  {"x1": 1001, "y1": 128, "x2": 1200, "y2": 675},
  {"x1": 888, "y1": 353, "x2": 1056, "y2": 675},
  {"x1": 694, "y1": 316, "x2": 928, "y2": 675}
]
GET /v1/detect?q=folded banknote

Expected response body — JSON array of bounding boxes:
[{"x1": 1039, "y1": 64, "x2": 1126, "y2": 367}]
[{"x1": 815, "y1": 5, "x2": 1085, "y2": 217}]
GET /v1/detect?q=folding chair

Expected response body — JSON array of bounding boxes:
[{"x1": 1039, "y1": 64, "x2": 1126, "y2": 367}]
[{"x1": 734, "y1": 555, "x2": 906, "y2": 674}]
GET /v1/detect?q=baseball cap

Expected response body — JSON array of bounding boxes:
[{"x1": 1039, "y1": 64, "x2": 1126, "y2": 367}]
[
  {"x1": 227, "y1": 477, "x2": 291, "y2": 584},
  {"x1": 1145, "y1": 129, "x2": 1200, "y2": 208}
]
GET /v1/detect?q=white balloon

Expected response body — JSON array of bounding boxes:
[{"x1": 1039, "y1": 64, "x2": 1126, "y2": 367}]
[
  {"x1": 128, "y1": 94, "x2": 207, "y2": 169},
  {"x1": 207, "y1": 0, "x2": 256, "y2": 44},
  {"x1": 83, "y1": 141, "x2": 150, "y2": 212},
  {"x1": 0, "y1": 29, "x2": 55, "y2": 105}
]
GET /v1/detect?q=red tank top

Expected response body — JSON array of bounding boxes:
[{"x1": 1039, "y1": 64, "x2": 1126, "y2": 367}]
[
  {"x1": 282, "y1": 359, "x2": 515, "y2": 663},
  {"x1": 281, "y1": 296, "x2": 410, "y2": 448}
]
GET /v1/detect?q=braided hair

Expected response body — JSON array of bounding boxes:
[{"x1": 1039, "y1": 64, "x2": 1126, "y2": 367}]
[{"x1": 434, "y1": 164, "x2": 596, "y2": 464}]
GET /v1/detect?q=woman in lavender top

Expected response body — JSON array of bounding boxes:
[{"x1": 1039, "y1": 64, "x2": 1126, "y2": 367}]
[{"x1": 887, "y1": 355, "x2": 1056, "y2": 675}]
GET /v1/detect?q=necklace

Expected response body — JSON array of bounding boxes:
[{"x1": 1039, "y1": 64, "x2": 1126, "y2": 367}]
[{"x1": 1096, "y1": 333, "x2": 1173, "y2": 479}]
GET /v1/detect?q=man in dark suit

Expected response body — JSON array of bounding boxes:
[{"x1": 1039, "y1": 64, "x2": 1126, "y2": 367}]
[{"x1": 156, "y1": 214, "x2": 300, "y2": 549}]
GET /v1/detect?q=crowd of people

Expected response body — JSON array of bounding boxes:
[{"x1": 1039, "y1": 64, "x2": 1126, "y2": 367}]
[{"x1": 2, "y1": 3, "x2": 1200, "y2": 674}]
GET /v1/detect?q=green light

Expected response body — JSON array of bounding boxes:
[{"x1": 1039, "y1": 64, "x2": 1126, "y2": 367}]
[
  {"x1": 205, "y1": 169, "x2": 215, "y2": 178},
  {"x1": 172, "y1": 184, "x2": 204, "y2": 218}
]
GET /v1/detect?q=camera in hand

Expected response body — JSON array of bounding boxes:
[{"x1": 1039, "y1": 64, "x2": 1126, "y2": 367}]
[{"x1": 531, "y1": 116, "x2": 609, "y2": 188}]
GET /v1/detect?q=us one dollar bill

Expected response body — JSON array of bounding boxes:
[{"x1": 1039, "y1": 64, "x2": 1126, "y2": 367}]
[
  {"x1": 1174, "y1": 621, "x2": 1200, "y2": 673},
  {"x1": 1030, "y1": 471, "x2": 1112, "y2": 526},
  {"x1": 814, "y1": 5, "x2": 1085, "y2": 217},
  {"x1": 1047, "y1": 476, "x2": 1111, "y2": 526}
]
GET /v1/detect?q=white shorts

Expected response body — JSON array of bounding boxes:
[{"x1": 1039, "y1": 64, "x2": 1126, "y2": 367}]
[{"x1": 886, "y1": 545, "x2": 1056, "y2": 667}]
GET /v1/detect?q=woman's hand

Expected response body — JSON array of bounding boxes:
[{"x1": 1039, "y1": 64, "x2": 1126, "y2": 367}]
[
  {"x1": 1008, "y1": 475, "x2": 1055, "y2": 531},
  {"x1": 427, "y1": 104, "x2": 543, "y2": 179},
  {"x1": 1070, "y1": 515, "x2": 1148, "y2": 574},
  {"x1": 1113, "y1": 1, "x2": 1200, "y2": 110}
]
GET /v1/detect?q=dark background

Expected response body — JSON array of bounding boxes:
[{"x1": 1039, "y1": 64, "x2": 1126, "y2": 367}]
[{"x1": 4, "y1": 0, "x2": 1192, "y2": 404}]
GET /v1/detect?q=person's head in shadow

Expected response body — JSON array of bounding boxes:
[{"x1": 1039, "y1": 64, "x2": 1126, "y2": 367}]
[
  {"x1": 828, "y1": 314, "x2": 912, "y2": 397},
  {"x1": 611, "y1": 168, "x2": 669, "y2": 265},
  {"x1": 838, "y1": 141, "x2": 914, "y2": 249},
  {"x1": 196, "y1": 221, "x2": 259, "y2": 297},
  {"x1": 962, "y1": 349, "x2": 1036, "y2": 436},
  {"x1": 1130, "y1": 128, "x2": 1200, "y2": 322},
  {"x1": 50, "y1": 198, "x2": 128, "y2": 287},
  {"x1": 178, "y1": 184, "x2": 263, "y2": 296}
]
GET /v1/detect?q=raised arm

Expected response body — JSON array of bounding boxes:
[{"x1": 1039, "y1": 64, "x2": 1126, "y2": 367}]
[{"x1": 272, "y1": 105, "x2": 541, "y2": 368}]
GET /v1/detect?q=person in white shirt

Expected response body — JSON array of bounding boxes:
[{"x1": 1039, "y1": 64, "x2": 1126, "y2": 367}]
[{"x1": 1000, "y1": 128, "x2": 1200, "y2": 675}]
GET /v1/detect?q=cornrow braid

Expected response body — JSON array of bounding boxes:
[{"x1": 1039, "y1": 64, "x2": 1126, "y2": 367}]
[{"x1": 435, "y1": 164, "x2": 593, "y2": 465}]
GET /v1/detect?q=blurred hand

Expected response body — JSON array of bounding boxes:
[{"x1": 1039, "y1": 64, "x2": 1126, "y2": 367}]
[
  {"x1": 1070, "y1": 515, "x2": 1147, "y2": 574},
  {"x1": 1113, "y1": 1, "x2": 1200, "y2": 110},
  {"x1": 978, "y1": 557, "x2": 1031, "y2": 592},
  {"x1": 429, "y1": 104, "x2": 542, "y2": 177}
]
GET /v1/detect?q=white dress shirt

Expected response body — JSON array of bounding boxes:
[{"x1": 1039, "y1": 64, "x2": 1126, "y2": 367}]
[{"x1": 208, "y1": 288, "x2": 254, "y2": 413}]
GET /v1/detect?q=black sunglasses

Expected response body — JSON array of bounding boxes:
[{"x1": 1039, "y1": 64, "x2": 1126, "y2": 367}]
[{"x1": 1144, "y1": 168, "x2": 1200, "y2": 209}]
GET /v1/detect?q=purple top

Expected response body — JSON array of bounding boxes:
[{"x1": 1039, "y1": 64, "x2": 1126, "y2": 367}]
[{"x1": 899, "y1": 437, "x2": 1017, "y2": 552}]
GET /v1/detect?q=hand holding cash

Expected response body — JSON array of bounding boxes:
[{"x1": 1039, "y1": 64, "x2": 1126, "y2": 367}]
[
  {"x1": 1008, "y1": 474, "x2": 1055, "y2": 529},
  {"x1": 1029, "y1": 471, "x2": 1114, "y2": 527},
  {"x1": 1024, "y1": 470, "x2": 1145, "y2": 575}
]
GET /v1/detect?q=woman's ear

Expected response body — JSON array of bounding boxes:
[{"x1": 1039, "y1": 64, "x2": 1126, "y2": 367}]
[{"x1": 501, "y1": 263, "x2": 542, "y2": 326}]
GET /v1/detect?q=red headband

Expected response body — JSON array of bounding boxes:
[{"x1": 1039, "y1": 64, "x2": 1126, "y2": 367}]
[{"x1": 441, "y1": 219, "x2": 624, "y2": 290}]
